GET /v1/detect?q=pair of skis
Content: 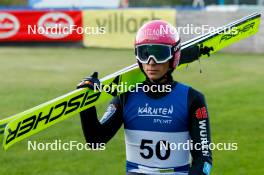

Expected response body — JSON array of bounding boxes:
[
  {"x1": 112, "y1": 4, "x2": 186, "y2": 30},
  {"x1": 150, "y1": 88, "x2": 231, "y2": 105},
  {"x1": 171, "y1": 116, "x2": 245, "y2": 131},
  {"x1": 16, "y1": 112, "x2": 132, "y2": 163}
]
[{"x1": 0, "y1": 12, "x2": 261, "y2": 150}]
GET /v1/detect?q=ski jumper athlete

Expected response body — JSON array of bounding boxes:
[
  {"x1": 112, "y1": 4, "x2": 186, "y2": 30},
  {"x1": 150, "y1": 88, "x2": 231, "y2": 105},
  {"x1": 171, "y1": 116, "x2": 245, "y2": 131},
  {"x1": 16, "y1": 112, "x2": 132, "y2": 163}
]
[{"x1": 77, "y1": 20, "x2": 212, "y2": 175}]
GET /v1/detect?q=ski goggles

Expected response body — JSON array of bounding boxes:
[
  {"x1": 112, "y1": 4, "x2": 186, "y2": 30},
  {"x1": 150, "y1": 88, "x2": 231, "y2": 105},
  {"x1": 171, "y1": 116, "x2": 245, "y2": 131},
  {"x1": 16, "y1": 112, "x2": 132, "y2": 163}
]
[{"x1": 135, "y1": 44, "x2": 180, "y2": 64}]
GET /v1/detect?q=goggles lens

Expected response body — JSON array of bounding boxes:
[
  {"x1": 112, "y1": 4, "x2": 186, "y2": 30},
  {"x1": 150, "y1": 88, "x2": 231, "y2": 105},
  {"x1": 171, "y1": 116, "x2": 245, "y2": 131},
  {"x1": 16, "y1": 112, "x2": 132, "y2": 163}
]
[{"x1": 136, "y1": 44, "x2": 172, "y2": 63}]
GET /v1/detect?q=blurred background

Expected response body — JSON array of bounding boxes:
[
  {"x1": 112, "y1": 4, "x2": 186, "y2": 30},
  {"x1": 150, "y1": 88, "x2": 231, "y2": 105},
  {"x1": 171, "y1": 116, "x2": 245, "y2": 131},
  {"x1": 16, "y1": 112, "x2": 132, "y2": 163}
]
[
  {"x1": 0, "y1": 0, "x2": 263, "y2": 51},
  {"x1": 0, "y1": 0, "x2": 263, "y2": 175}
]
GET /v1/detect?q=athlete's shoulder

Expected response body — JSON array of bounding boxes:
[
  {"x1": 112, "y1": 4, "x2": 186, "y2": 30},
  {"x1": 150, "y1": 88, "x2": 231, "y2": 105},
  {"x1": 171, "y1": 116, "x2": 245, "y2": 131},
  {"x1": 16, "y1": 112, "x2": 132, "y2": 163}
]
[
  {"x1": 173, "y1": 81, "x2": 190, "y2": 88},
  {"x1": 174, "y1": 81, "x2": 206, "y2": 103},
  {"x1": 186, "y1": 86, "x2": 207, "y2": 109},
  {"x1": 116, "y1": 91, "x2": 131, "y2": 107},
  {"x1": 188, "y1": 86, "x2": 205, "y2": 99},
  {"x1": 173, "y1": 81, "x2": 193, "y2": 93}
]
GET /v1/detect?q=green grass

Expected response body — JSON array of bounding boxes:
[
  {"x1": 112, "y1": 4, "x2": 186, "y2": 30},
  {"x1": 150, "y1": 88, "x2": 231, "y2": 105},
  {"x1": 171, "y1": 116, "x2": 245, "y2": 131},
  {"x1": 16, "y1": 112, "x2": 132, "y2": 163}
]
[
  {"x1": 0, "y1": 47, "x2": 263, "y2": 175},
  {"x1": 0, "y1": 0, "x2": 27, "y2": 6}
]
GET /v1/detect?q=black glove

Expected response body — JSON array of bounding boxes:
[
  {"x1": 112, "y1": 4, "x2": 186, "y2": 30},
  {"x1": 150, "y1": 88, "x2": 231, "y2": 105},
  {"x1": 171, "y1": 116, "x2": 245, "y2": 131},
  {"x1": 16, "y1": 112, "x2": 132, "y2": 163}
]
[
  {"x1": 77, "y1": 72, "x2": 100, "y2": 90},
  {"x1": 199, "y1": 44, "x2": 214, "y2": 57}
]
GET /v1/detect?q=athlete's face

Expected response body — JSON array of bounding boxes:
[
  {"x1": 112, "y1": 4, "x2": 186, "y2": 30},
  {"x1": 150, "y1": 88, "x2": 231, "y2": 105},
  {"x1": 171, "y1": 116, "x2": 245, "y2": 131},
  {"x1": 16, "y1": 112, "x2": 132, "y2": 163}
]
[{"x1": 142, "y1": 59, "x2": 170, "y2": 82}]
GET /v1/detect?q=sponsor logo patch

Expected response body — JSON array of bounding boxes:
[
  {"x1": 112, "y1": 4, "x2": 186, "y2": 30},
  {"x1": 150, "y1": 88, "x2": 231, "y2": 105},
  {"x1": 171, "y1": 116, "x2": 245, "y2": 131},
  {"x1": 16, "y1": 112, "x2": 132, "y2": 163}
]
[{"x1": 195, "y1": 107, "x2": 207, "y2": 119}]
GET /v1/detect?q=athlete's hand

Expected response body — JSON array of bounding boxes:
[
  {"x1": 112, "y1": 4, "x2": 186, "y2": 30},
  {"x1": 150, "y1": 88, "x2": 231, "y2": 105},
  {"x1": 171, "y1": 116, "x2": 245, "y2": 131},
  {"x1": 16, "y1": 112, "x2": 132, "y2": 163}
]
[{"x1": 77, "y1": 72, "x2": 100, "y2": 90}]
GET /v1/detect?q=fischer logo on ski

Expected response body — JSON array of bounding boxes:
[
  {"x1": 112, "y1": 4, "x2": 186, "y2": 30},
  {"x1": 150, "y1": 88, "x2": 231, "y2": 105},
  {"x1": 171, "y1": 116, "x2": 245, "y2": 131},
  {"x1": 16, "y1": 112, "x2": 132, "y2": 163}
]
[{"x1": 5, "y1": 91, "x2": 101, "y2": 144}]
